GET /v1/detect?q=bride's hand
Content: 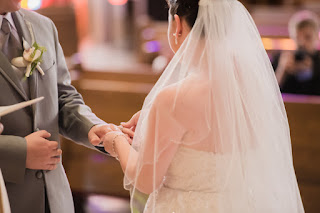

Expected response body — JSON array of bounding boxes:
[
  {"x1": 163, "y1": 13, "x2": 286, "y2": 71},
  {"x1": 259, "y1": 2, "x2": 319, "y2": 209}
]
[
  {"x1": 121, "y1": 110, "x2": 141, "y2": 139},
  {"x1": 102, "y1": 131, "x2": 127, "y2": 158}
]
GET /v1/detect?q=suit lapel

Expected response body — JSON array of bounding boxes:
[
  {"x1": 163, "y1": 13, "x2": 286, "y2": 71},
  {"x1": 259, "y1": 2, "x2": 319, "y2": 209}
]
[
  {"x1": 12, "y1": 11, "x2": 33, "y2": 51},
  {"x1": 29, "y1": 68, "x2": 38, "y2": 118},
  {"x1": 0, "y1": 10, "x2": 37, "y2": 102},
  {"x1": 12, "y1": 11, "x2": 39, "y2": 117},
  {"x1": 0, "y1": 52, "x2": 28, "y2": 101}
]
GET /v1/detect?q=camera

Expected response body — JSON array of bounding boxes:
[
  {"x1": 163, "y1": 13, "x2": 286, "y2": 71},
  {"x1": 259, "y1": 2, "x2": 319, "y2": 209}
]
[{"x1": 294, "y1": 50, "x2": 308, "y2": 62}]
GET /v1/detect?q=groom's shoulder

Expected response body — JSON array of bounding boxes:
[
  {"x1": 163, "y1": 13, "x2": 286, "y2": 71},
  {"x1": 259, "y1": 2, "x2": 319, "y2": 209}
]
[{"x1": 18, "y1": 8, "x2": 53, "y2": 26}]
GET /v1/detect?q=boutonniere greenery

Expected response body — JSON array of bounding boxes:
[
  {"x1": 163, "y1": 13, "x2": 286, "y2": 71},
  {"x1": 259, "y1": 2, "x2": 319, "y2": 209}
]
[{"x1": 11, "y1": 38, "x2": 46, "y2": 78}]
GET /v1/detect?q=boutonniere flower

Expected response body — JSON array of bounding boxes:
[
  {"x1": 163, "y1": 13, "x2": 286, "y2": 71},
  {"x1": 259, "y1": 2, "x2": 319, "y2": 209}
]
[{"x1": 11, "y1": 38, "x2": 47, "y2": 78}]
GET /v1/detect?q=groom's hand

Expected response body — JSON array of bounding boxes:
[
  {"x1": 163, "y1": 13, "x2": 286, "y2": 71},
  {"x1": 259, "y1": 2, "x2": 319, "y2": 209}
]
[
  {"x1": 88, "y1": 124, "x2": 120, "y2": 146},
  {"x1": 25, "y1": 130, "x2": 62, "y2": 171}
]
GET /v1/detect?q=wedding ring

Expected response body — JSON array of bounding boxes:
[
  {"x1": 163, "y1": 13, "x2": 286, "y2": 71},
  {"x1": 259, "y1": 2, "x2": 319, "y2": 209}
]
[{"x1": 119, "y1": 125, "x2": 124, "y2": 131}]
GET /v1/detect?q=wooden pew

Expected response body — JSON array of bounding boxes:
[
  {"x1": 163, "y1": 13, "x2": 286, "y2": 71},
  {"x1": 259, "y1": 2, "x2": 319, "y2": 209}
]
[{"x1": 284, "y1": 94, "x2": 320, "y2": 213}]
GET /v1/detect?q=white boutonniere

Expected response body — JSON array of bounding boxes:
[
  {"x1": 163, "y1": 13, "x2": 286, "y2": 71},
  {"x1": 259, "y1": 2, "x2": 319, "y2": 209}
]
[{"x1": 11, "y1": 38, "x2": 47, "y2": 78}]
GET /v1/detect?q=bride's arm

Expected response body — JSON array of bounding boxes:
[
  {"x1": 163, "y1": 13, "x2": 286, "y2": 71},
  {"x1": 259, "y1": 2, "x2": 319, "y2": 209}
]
[
  {"x1": 106, "y1": 87, "x2": 184, "y2": 194},
  {"x1": 118, "y1": 144, "x2": 179, "y2": 195},
  {"x1": 112, "y1": 136, "x2": 138, "y2": 183}
]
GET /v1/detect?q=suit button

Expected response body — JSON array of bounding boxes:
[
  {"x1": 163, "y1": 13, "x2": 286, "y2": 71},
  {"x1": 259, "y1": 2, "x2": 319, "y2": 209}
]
[{"x1": 36, "y1": 171, "x2": 43, "y2": 179}]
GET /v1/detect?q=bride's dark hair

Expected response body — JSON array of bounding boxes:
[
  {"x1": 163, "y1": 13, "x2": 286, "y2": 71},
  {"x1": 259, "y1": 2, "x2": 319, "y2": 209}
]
[{"x1": 167, "y1": 0, "x2": 200, "y2": 27}]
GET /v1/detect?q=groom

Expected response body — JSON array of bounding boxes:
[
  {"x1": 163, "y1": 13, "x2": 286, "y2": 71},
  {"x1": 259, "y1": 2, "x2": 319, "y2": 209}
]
[{"x1": 0, "y1": 1, "x2": 117, "y2": 213}]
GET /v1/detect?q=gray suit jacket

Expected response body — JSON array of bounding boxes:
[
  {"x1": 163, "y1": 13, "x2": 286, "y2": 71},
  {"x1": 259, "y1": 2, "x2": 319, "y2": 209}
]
[{"x1": 0, "y1": 9, "x2": 105, "y2": 213}]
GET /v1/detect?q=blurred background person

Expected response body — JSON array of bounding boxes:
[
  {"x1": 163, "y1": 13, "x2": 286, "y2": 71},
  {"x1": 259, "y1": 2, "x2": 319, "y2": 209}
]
[{"x1": 272, "y1": 10, "x2": 320, "y2": 95}]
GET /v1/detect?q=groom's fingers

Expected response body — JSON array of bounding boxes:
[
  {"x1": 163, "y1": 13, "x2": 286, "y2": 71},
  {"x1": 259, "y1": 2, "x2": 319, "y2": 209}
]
[
  {"x1": 89, "y1": 124, "x2": 122, "y2": 146},
  {"x1": 52, "y1": 149, "x2": 62, "y2": 157},
  {"x1": 49, "y1": 156, "x2": 61, "y2": 165},
  {"x1": 46, "y1": 164, "x2": 58, "y2": 171},
  {"x1": 89, "y1": 131, "x2": 100, "y2": 145},
  {"x1": 109, "y1": 124, "x2": 120, "y2": 131}
]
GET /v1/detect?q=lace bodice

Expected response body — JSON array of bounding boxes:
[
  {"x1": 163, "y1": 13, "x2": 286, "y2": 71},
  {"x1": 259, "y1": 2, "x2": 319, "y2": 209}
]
[
  {"x1": 144, "y1": 146, "x2": 229, "y2": 213},
  {"x1": 163, "y1": 146, "x2": 226, "y2": 193}
]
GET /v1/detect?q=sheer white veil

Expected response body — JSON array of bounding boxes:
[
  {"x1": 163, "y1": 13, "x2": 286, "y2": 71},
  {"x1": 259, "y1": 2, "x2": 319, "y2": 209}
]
[{"x1": 124, "y1": 0, "x2": 304, "y2": 212}]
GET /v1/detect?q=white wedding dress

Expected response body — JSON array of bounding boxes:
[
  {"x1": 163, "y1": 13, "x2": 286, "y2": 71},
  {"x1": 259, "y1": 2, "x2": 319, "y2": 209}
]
[
  {"x1": 124, "y1": 1, "x2": 304, "y2": 212},
  {"x1": 144, "y1": 146, "x2": 229, "y2": 213},
  {"x1": 143, "y1": 145, "x2": 302, "y2": 213}
]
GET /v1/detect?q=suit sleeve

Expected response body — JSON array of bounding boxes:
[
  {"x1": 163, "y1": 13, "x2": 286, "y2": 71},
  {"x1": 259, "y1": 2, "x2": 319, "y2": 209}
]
[
  {"x1": 50, "y1": 21, "x2": 105, "y2": 148},
  {"x1": 0, "y1": 135, "x2": 27, "y2": 184}
]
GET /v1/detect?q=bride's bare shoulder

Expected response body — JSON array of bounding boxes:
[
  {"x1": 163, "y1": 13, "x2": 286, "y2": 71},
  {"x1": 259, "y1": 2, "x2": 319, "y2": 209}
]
[
  {"x1": 153, "y1": 84, "x2": 179, "y2": 107},
  {"x1": 154, "y1": 76, "x2": 210, "y2": 108}
]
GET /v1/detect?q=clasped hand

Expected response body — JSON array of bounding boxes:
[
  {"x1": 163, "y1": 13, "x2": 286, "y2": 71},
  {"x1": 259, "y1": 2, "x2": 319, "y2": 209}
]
[
  {"x1": 97, "y1": 111, "x2": 141, "y2": 157},
  {"x1": 101, "y1": 124, "x2": 136, "y2": 157}
]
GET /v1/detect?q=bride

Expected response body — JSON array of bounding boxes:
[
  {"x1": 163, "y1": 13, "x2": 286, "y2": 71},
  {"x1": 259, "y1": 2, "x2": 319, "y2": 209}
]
[{"x1": 101, "y1": 0, "x2": 305, "y2": 212}]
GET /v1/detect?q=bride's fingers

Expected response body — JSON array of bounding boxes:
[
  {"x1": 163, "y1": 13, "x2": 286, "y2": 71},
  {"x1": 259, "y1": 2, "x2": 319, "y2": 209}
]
[
  {"x1": 127, "y1": 137, "x2": 133, "y2": 145},
  {"x1": 121, "y1": 115, "x2": 136, "y2": 128},
  {"x1": 122, "y1": 133, "x2": 132, "y2": 144},
  {"x1": 121, "y1": 120, "x2": 132, "y2": 128},
  {"x1": 122, "y1": 127, "x2": 135, "y2": 138}
]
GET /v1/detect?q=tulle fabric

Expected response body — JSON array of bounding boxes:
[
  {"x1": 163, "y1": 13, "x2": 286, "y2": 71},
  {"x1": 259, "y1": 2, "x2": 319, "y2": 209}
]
[{"x1": 124, "y1": 0, "x2": 304, "y2": 212}]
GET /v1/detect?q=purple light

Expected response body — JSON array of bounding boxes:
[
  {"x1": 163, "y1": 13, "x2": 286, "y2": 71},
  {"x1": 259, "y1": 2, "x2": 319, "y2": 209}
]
[
  {"x1": 143, "y1": 41, "x2": 161, "y2": 53},
  {"x1": 90, "y1": 154, "x2": 108, "y2": 163}
]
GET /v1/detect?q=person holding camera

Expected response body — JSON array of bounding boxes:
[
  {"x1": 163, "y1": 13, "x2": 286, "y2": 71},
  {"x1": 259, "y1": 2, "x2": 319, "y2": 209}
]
[{"x1": 273, "y1": 10, "x2": 320, "y2": 95}]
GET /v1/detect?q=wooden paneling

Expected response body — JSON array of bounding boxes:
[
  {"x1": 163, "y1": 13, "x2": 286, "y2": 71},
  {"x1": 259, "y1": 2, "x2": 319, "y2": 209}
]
[{"x1": 36, "y1": 6, "x2": 78, "y2": 57}]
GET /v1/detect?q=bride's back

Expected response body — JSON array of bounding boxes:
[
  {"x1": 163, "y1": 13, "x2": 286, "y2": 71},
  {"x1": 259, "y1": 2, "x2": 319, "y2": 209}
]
[{"x1": 170, "y1": 73, "x2": 233, "y2": 154}]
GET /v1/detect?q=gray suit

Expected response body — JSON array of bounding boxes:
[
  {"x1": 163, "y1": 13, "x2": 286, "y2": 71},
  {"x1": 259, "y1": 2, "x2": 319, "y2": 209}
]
[{"x1": 0, "y1": 9, "x2": 104, "y2": 213}]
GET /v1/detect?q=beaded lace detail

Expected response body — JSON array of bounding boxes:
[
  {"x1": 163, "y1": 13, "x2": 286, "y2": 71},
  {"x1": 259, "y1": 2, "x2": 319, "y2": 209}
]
[{"x1": 144, "y1": 146, "x2": 229, "y2": 213}]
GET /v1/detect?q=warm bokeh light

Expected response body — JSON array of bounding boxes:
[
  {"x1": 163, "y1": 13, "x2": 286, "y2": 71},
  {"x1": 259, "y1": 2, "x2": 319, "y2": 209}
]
[
  {"x1": 41, "y1": 0, "x2": 55, "y2": 8},
  {"x1": 21, "y1": 0, "x2": 42, "y2": 10},
  {"x1": 21, "y1": 0, "x2": 58, "y2": 10},
  {"x1": 28, "y1": 0, "x2": 42, "y2": 10},
  {"x1": 108, "y1": 0, "x2": 128, "y2": 6},
  {"x1": 262, "y1": 37, "x2": 296, "y2": 50},
  {"x1": 21, "y1": 0, "x2": 29, "y2": 9}
]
